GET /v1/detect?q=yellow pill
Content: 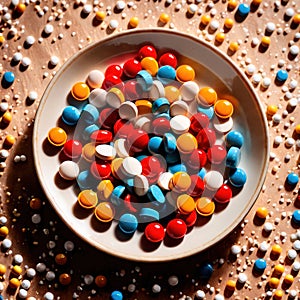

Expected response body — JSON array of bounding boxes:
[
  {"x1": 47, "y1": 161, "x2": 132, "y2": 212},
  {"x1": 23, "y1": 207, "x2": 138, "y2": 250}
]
[
  {"x1": 170, "y1": 172, "x2": 192, "y2": 192},
  {"x1": 0, "y1": 264, "x2": 6, "y2": 275},
  {"x1": 228, "y1": 0, "x2": 238, "y2": 10},
  {"x1": 129, "y1": 17, "x2": 139, "y2": 28},
  {"x1": 82, "y1": 143, "x2": 96, "y2": 162},
  {"x1": 295, "y1": 124, "x2": 300, "y2": 134},
  {"x1": 71, "y1": 82, "x2": 90, "y2": 101},
  {"x1": 0, "y1": 35, "x2": 5, "y2": 44},
  {"x1": 111, "y1": 157, "x2": 124, "y2": 179},
  {"x1": 252, "y1": 0, "x2": 262, "y2": 5},
  {"x1": 271, "y1": 244, "x2": 282, "y2": 255},
  {"x1": 135, "y1": 100, "x2": 153, "y2": 115},
  {"x1": 77, "y1": 190, "x2": 98, "y2": 209},
  {"x1": 224, "y1": 18, "x2": 234, "y2": 29},
  {"x1": 141, "y1": 57, "x2": 159, "y2": 76},
  {"x1": 176, "y1": 133, "x2": 198, "y2": 154},
  {"x1": 195, "y1": 197, "x2": 215, "y2": 216},
  {"x1": 284, "y1": 274, "x2": 294, "y2": 285},
  {"x1": 165, "y1": 86, "x2": 181, "y2": 103},
  {"x1": 226, "y1": 279, "x2": 236, "y2": 290},
  {"x1": 197, "y1": 87, "x2": 218, "y2": 106},
  {"x1": 15, "y1": 3, "x2": 26, "y2": 13},
  {"x1": 269, "y1": 277, "x2": 280, "y2": 288},
  {"x1": 214, "y1": 100, "x2": 234, "y2": 119},
  {"x1": 97, "y1": 180, "x2": 114, "y2": 201},
  {"x1": 266, "y1": 104, "x2": 278, "y2": 115},
  {"x1": 261, "y1": 36, "x2": 271, "y2": 47},
  {"x1": 176, "y1": 65, "x2": 195, "y2": 82},
  {"x1": 215, "y1": 32, "x2": 225, "y2": 43},
  {"x1": 94, "y1": 201, "x2": 115, "y2": 222},
  {"x1": 201, "y1": 14, "x2": 211, "y2": 25},
  {"x1": 9, "y1": 278, "x2": 20, "y2": 289},
  {"x1": 177, "y1": 194, "x2": 195, "y2": 214},
  {"x1": 229, "y1": 41, "x2": 239, "y2": 52},
  {"x1": 159, "y1": 13, "x2": 170, "y2": 23},
  {"x1": 0, "y1": 226, "x2": 9, "y2": 236},
  {"x1": 1, "y1": 111, "x2": 12, "y2": 124},
  {"x1": 95, "y1": 10, "x2": 106, "y2": 21},
  {"x1": 107, "y1": 87, "x2": 125, "y2": 107},
  {"x1": 4, "y1": 134, "x2": 16, "y2": 147},
  {"x1": 273, "y1": 264, "x2": 285, "y2": 276},
  {"x1": 292, "y1": 14, "x2": 300, "y2": 24},
  {"x1": 12, "y1": 265, "x2": 22, "y2": 276},
  {"x1": 47, "y1": 127, "x2": 67, "y2": 146},
  {"x1": 273, "y1": 290, "x2": 283, "y2": 299},
  {"x1": 256, "y1": 207, "x2": 268, "y2": 219}
]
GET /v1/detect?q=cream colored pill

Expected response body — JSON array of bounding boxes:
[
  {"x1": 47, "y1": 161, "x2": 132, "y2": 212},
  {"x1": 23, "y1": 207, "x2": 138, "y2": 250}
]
[
  {"x1": 118, "y1": 101, "x2": 138, "y2": 120},
  {"x1": 134, "y1": 174, "x2": 149, "y2": 196},
  {"x1": 59, "y1": 161, "x2": 80, "y2": 180},
  {"x1": 213, "y1": 117, "x2": 233, "y2": 133},
  {"x1": 179, "y1": 81, "x2": 199, "y2": 102},
  {"x1": 149, "y1": 80, "x2": 165, "y2": 99},
  {"x1": 89, "y1": 88, "x2": 107, "y2": 108},
  {"x1": 204, "y1": 170, "x2": 223, "y2": 190},
  {"x1": 157, "y1": 172, "x2": 173, "y2": 190},
  {"x1": 114, "y1": 138, "x2": 130, "y2": 158},
  {"x1": 86, "y1": 70, "x2": 104, "y2": 89},
  {"x1": 134, "y1": 116, "x2": 152, "y2": 131},
  {"x1": 170, "y1": 100, "x2": 189, "y2": 116},
  {"x1": 95, "y1": 144, "x2": 116, "y2": 160},
  {"x1": 170, "y1": 115, "x2": 191, "y2": 135},
  {"x1": 121, "y1": 157, "x2": 142, "y2": 176}
]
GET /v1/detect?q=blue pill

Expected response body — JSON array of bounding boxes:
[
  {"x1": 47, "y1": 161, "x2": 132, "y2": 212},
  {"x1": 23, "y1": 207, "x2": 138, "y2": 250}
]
[
  {"x1": 225, "y1": 130, "x2": 244, "y2": 148},
  {"x1": 147, "y1": 185, "x2": 165, "y2": 204},
  {"x1": 198, "y1": 262, "x2": 214, "y2": 279},
  {"x1": 157, "y1": 65, "x2": 176, "y2": 85},
  {"x1": 198, "y1": 168, "x2": 207, "y2": 179},
  {"x1": 237, "y1": 3, "x2": 250, "y2": 17},
  {"x1": 286, "y1": 173, "x2": 299, "y2": 186},
  {"x1": 139, "y1": 207, "x2": 160, "y2": 222},
  {"x1": 3, "y1": 71, "x2": 15, "y2": 84},
  {"x1": 81, "y1": 103, "x2": 99, "y2": 124},
  {"x1": 111, "y1": 185, "x2": 126, "y2": 206},
  {"x1": 136, "y1": 70, "x2": 153, "y2": 92},
  {"x1": 124, "y1": 178, "x2": 134, "y2": 192},
  {"x1": 110, "y1": 290, "x2": 123, "y2": 300},
  {"x1": 152, "y1": 97, "x2": 170, "y2": 114},
  {"x1": 276, "y1": 69, "x2": 288, "y2": 82},
  {"x1": 118, "y1": 213, "x2": 138, "y2": 235},
  {"x1": 229, "y1": 168, "x2": 247, "y2": 187},
  {"x1": 226, "y1": 147, "x2": 241, "y2": 168},
  {"x1": 168, "y1": 163, "x2": 187, "y2": 174},
  {"x1": 163, "y1": 132, "x2": 177, "y2": 154},
  {"x1": 62, "y1": 106, "x2": 81, "y2": 126},
  {"x1": 154, "y1": 112, "x2": 171, "y2": 120},
  {"x1": 165, "y1": 150, "x2": 180, "y2": 164},
  {"x1": 148, "y1": 136, "x2": 163, "y2": 154},
  {"x1": 136, "y1": 154, "x2": 148, "y2": 162},
  {"x1": 77, "y1": 170, "x2": 97, "y2": 190},
  {"x1": 292, "y1": 210, "x2": 300, "y2": 226},
  {"x1": 254, "y1": 258, "x2": 267, "y2": 273},
  {"x1": 83, "y1": 124, "x2": 99, "y2": 140},
  {"x1": 197, "y1": 105, "x2": 214, "y2": 119}
]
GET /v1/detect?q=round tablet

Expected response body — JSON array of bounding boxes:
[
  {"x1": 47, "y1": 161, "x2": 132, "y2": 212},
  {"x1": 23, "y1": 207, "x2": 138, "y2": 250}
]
[
  {"x1": 118, "y1": 213, "x2": 138, "y2": 234},
  {"x1": 77, "y1": 190, "x2": 98, "y2": 209},
  {"x1": 95, "y1": 144, "x2": 116, "y2": 160},
  {"x1": 86, "y1": 70, "x2": 104, "y2": 89},
  {"x1": 89, "y1": 88, "x2": 107, "y2": 108},
  {"x1": 179, "y1": 81, "x2": 199, "y2": 102},
  {"x1": 195, "y1": 197, "x2": 215, "y2": 216},
  {"x1": 59, "y1": 161, "x2": 80, "y2": 180},
  {"x1": 213, "y1": 117, "x2": 233, "y2": 133},
  {"x1": 71, "y1": 82, "x2": 90, "y2": 101},
  {"x1": 170, "y1": 115, "x2": 191, "y2": 135},
  {"x1": 204, "y1": 170, "x2": 224, "y2": 190},
  {"x1": 94, "y1": 202, "x2": 115, "y2": 222},
  {"x1": 118, "y1": 101, "x2": 138, "y2": 120},
  {"x1": 214, "y1": 100, "x2": 234, "y2": 118},
  {"x1": 122, "y1": 157, "x2": 143, "y2": 177}
]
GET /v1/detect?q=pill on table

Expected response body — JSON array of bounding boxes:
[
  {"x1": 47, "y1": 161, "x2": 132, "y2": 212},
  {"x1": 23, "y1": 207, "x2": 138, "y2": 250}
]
[
  {"x1": 95, "y1": 144, "x2": 116, "y2": 160},
  {"x1": 94, "y1": 202, "x2": 115, "y2": 222},
  {"x1": 48, "y1": 127, "x2": 67, "y2": 146},
  {"x1": 77, "y1": 190, "x2": 98, "y2": 209},
  {"x1": 59, "y1": 161, "x2": 80, "y2": 180},
  {"x1": 195, "y1": 197, "x2": 215, "y2": 216},
  {"x1": 204, "y1": 171, "x2": 223, "y2": 190},
  {"x1": 254, "y1": 258, "x2": 267, "y2": 273},
  {"x1": 86, "y1": 70, "x2": 104, "y2": 89},
  {"x1": 118, "y1": 213, "x2": 138, "y2": 234},
  {"x1": 144, "y1": 222, "x2": 165, "y2": 242}
]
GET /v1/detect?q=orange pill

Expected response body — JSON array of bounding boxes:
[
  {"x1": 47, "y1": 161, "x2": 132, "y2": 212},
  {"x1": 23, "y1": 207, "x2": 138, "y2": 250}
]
[
  {"x1": 97, "y1": 180, "x2": 114, "y2": 201},
  {"x1": 169, "y1": 172, "x2": 192, "y2": 192},
  {"x1": 214, "y1": 100, "x2": 234, "y2": 118},
  {"x1": 95, "y1": 275, "x2": 107, "y2": 288},
  {"x1": 201, "y1": 14, "x2": 211, "y2": 25},
  {"x1": 177, "y1": 194, "x2": 195, "y2": 214},
  {"x1": 176, "y1": 133, "x2": 198, "y2": 154},
  {"x1": 30, "y1": 197, "x2": 42, "y2": 210},
  {"x1": 159, "y1": 13, "x2": 170, "y2": 23},
  {"x1": 47, "y1": 127, "x2": 67, "y2": 146},
  {"x1": 141, "y1": 57, "x2": 159, "y2": 76},
  {"x1": 82, "y1": 143, "x2": 96, "y2": 162},
  {"x1": 94, "y1": 201, "x2": 115, "y2": 222},
  {"x1": 197, "y1": 87, "x2": 218, "y2": 106},
  {"x1": 176, "y1": 65, "x2": 195, "y2": 82},
  {"x1": 55, "y1": 253, "x2": 67, "y2": 265},
  {"x1": 71, "y1": 82, "x2": 90, "y2": 101},
  {"x1": 195, "y1": 197, "x2": 215, "y2": 216},
  {"x1": 165, "y1": 86, "x2": 180, "y2": 103},
  {"x1": 77, "y1": 190, "x2": 98, "y2": 209},
  {"x1": 59, "y1": 273, "x2": 72, "y2": 285},
  {"x1": 15, "y1": 3, "x2": 26, "y2": 14}
]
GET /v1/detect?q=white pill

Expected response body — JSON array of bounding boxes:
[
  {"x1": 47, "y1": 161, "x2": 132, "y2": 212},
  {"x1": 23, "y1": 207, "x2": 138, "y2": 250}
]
[
  {"x1": 64, "y1": 240, "x2": 75, "y2": 251},
  {"x1": 293, "y1": 240, "x2": 300, "y2": 250},
  {"x1": 0, "y1": 216, "x2": 7, "y2": 224},
  {"x1": 204, "y1": 171, "x2": 223, "y2": 190},
  {"x1": 287, "y1": 249, "x2": 297, "y2": 260},
  {"x1": 214, "y1": 294, "x2": 224, "y2": 300},
  {"x1": 152, "y1": 284, "x2": 161, "y2": 293},
  {"x1": 89, "y1": 88, "x2": 107, "y2": 108},
  {"x1": 245, "y1": 64, "x2": 256, "y2": 76},
  {"x1": 292, "y1": 261, "x2": 300, "y2": 272},
  {"x1": 12, "y1": 52, "x2": 22, "y2": 62},
  {"x1": 237, "y1": 273, "x2": 248, "y2": 283},
  {"x1": 2, "y1": 238, "x2": 12, "y2": 249},
  {"x1": 259, "y1": 241, "x2": 269, "y2": 252},
  {"x1": 252, "y1": 73, "x2": 262, "y2": 84},
  {"x1": 263, "y1": 222, "x2": 273, "y2": 232},
  {"x1": 122, "y1": 157, "x2": 142, "y2": 177},
  {"x1": 109, "y1": 19, "x2": 119, "y2": 30},
  {"x1": 262, "y1": 77, "x2": 271, "y2": 88},
  {"x1": 50, "y1": 55, "x2": 59, "y2": 66},
  {"x1": 290, "y1": 45, "x2": 299, "y2": 56},
  {"x1": 19, "y1": 289, "x2": 28, "y2": 299},
  {"x1": 213, "y1": 117, "x2": 233, "y2": 133},
  {"x1": 170, "y1": 115, "x2": 191, "y2": 135},
  {"x1": 21, "y1": 57, "x2": 31, "y2": 67},
  {"x1": 32, "y1": 214, "x2": 41, "y2": 224},
  {"x1": 195, "y1": 290, "x2": 205, "y2": 299},
  {"x1": 84, "y1": 274, "x2": 94, "y2": 285},
  {"x1": 134, "y1": 174, "x2": 149, "y2": 196},
  {"x1": 285, "y1": 8, "x2": 295, "y2": 17},
  {"x1": 157, "y1": 172, "x2": 173, "y2": 190},
  {"x1": 272, "y1": 113, "x2": 281, "y2": 123},
  {"x1": 0, "y1": 102, "x2": 8, "y2": 112},
  {"x1": 274, "y1": 136, "x2": 283, "y2": 145},
  {"x1": 58, "y1": 160, "x2": 80, "y2": 180},
  {"x1": 288, "y1": 98, "x2": 298, "y2": 108},
  {"x1": 289, "y1": 79, "x2": 298, "y2": 89},
  {"x1": 119, "y1": 101, "x2": 138, "y2": 120},
  {"x1": 0, "y1": 282, "x2": 3, "y2": 292},
  {"x1": 26, "y1": 268, "x2": 36, "y2": 278},
  {"x1": 168, "y1": 275, "x2": 179, "y2": 286},
  {"x1": 44, "y1": 292, "x2": 54, "y2": 300},
  {"x1": 36, "y1": 262, "x2": 46, "y2": 272},
  {"x1": 265, "y1": 22, "x2": 275, "y2": 33},
  {"x1": 44, "y1": 24, "x2": 54, "y2": 34},
  {"x1": 114, "y1": 138, "x2": 130, "y2": 158},
  {"x1": 209, "y1": 20, "x2": 219, "y2": 31},
  {"x1": 14, "y1": 254, "x2": 23, "y2": 264},
  {"x1": 86, "y1": 70, "x2": 104, "y2": 89},
  {"x1": 188, "y1": 4, "x2": 198, "y2": 14},
  {"x1": 134, "y1": 116, "x2": 151, "y2": 131},
  {"x1": 231, "y1": 244, "x2": 241, "y2": 255},
  {"x1": 170, "y1": 100, "x2": 189, "y2": 116},
  {"x1": 106, "y1": 88, "x2": 123, "y2": 108},
  {"x1": 21, "y1": 279, "x2": 31, "y2": 289},
  {"x1": 82, "y1": 4, "x2": 92, "y2": 14},
  {"x1": 11, "y1": 0, "x2": 20, "y2": 6},
  {"x1": 95, "y1": 144, "x2": 116, "y2": 160},
  {"x1": 149, "y1": 80, "x2": 165, "y2": 99},
  {"x1": 251, "y1": 37, "x2": 260, "y2": 47},
  {"x1": 285, "y1": 137, "x2": 295, "y2": 147},
  {"x1": 28, "y1": 91, "x2": 38, "y2": 102},
  {"x1": 0, "y1": 149, "x2": 9, "y2": 159},
  {"x1": 116, "y1": 0, "x2": 126, "y2": 10},
  {"x1": 179, "y1": 81, "x2": 199, "y2": 102},
  {"x1": 46, "y1": 271, "x2": 55, "y2": 281},
  {"x1": 289, "y1": 290, "x2": 297, "y2": 298},
  {"x1": 25, "y1": 35, "x2": 35, "y2": 45}
]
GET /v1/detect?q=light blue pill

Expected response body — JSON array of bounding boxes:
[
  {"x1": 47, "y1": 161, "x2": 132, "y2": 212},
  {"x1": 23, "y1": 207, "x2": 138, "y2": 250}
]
[
  {"x1": 136, "y1": 154, "x2": 148, "y2": 162},
  {"x1": 254, "y1": 258, "x2": 267, "y2": 273},
  {"x1": 62, "y1": 106, "x2": 81, "y2": 126},
  {"x1": 83, "y1": 124, "x2": 99, "y2": 141},
  {"x1": 81, "y1": 103, "x2": 99, "y2": 124},
  {"x1": 197, "y1": 105, "x2": 214, "y2": 119},
  {"x1": 165, "y1": 150, "x2": 180, "y2": 164},
  {"x1": 154, "y1": 112, "x2": 171, "y2": 120},
  {"x1": 147, "y1": 185, "x2": 165, "y2": 204},
  {"x1": 198, "y1": 168, "x2": 207, "y2": 179},
  {"x1": 152, "y1": 97, "x2": 170, "y2": 114},
  {"x1": 139, "y1": 207, "x2": 160, "y2": 222},
  {"x1": 124, "y1": 178, "x2": 134, "y2": 192},
  {"x1": 110, "y1": 290, "x2": 123, "y2": 300},
  {"x1": 276, "y1": 69, "x2": 288, "y2": 82},
  {"x1": 225, "y1": 130, "x2": 244, "y2": 148},
  {"x1": 118, "y1": 213, "x2": 138, "y2": 235},
  {"x1": 136, "y1": 70, "x2": 153, "y2": 92},
  {"x1": 3, "y1": 71, "x2": 15, "y2": 84},
  {"x1": 226, "y1": 147, "x2": 241, "y2": 168},
  {"x1": 163, "y1": 132, "x2": 177, "y2": 154},
  {"x1": 229, "y1": 168, "x2": 247, "y2": 187},
  {"x1": 111, "y1": 185, "x2": 126, "y2": 206},
  {"x1": 77, "y1": 170, "x2": 97, "y2": 190},
  {"x1": 148, "y1": 136, "x2": 163, "y2": 154},
  {"x1": 292, "y1": 210, "x2": 300, "y2": 226},
  {"x1": 286, "y1": 173, "x2": 299, "y2": 186},
  {"x1": 168, "y1": 163, "x2": 187, "y2": 174},
  {"x1": 237, "y1": 3, "x2": 250, "y2": 17},
  {"x1": 157, "y1": 65, "x2": 176, "y2": 85}
]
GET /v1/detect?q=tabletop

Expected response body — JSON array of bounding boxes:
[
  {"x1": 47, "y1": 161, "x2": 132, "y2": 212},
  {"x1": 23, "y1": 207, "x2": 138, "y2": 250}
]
[{"x1": 0, "y1": 0, "x2": 300, "y2": 299}]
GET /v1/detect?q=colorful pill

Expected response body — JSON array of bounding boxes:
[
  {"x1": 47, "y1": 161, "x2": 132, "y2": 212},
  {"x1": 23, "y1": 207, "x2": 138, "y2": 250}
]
[
  {"x1": 3, "y1": 71, "x2": 15, "y2": 85},
  {"x1": 187, "y1": 175, "x2": 205, "y2": 197},
  {"x1": 197, "y1": 87, "x2": 218, "y2": 106},
  {"x1": 102, "y1": 74, "x2": 122, "y2": 90},
  {"x1": 196, "y1": 127, "x2": 216, "y2": 150},
  {"x1": 83, "y1": 124, "x2": 99, "y2": 141},
  {"x1": 152, "y1": 97, "x2": 170, "y2": 114},
  {"x1": 71, "y1": 82, "x2": 90, "y2": 101},
  {"x1": 166, "y1": 218, "x2": 187, "y2": 239},
  {"x1": 207, "y1": 145, "x2": 227, "y2": 164},
  {"x1": 123, "y1": 58, "x2": 142, "y2": 78},
  {"x1": 144, "y1": 222, "x2": 165, "y2": 242},
  {"x1": 135, "y1": 100, "x2": 152, "y2": 115},
  {"x1": 169, "y1": 172, "x2": 191, "y2": 192},
  {"x1": 77, "y1": 190, "x2": 98, "y2": 209},
  {"x1": 141, "y1": 57, "x2": 159, "y2": 76},
  {"x1": 86, "y1": 69, "x2": 104, "y2": 89},
  {"x1": 225, "y1": 130, "x2": 244, "y2": 148},
  {"x1": 214, "y1": 184, "x2": 232, "y2": 204},
  {"x1": 63, "y1": 140, "x2": 82, "y2": 159},
  {"x1": 136, "y1": 70, "x2": 153, "y2": 92},
  {"x1": 214, "y1": 100, "x2": 234, "y2": 119},
  {"x1": 147, "y1": 185, "x2": 165, "y2": 205},
  {"x1": 177, "y1": 210, "x2": 197, "y2": 227},
  {"x1": 138, "y1": 45, "x2": 157, "y2": 60},
  {"x1": 59, "y1": 161, "x2": 80, "y2": 180},
  {"x1": 189, "y1": 112, "x2": 210, "y2": 133},
  {"x1": 97, "y1": 180, "x2": 114, "y2": 201},
  {"x1": 197, "y1": 105, "x2": 215, "y2": 119},
  {"x1": 106, "y1": 87, "x2": 125, "y2": 108},
  {"x1": 118, "y1": 213, "x2": 138, "y2": 234},
  {"x1": 98, "y1": 107, "x2": 119, "y2": 130},
  {"x1": 104, "y1": 64, "x2": 123, "y2": 78},
  {"x1": 82, "y1": 143, "x2": 96, "y2": 162},
  {"x1": 237, "y1": 3, "x2": 250, "y2": 17},
  {"x1": 276, "y1": 70, "x2": 288, "y2": 82},
  {"x1": 90, "y1": 160, "x2": 112, "y2": 179},
  {"x1": 159, "y1": 52, "x2": 177, "y2": 68},
  {"x1": 229, "y1": 168, "x2": 247, "y2": 187},
  {"x1": 157, "y1": 65, "x2": 176, "y2": 85},
  {"x1": 177, "y1": 194, "x2": 195, "y2": 214},
  {"x1": 94, "y1": 201, "x2": 115, "y2": 222},
  {"x1": 164, "y1": 85, "x2": 181, "y2": 103},
  {"x1": 176, "y1": 65, "x2": 195, "y2": 82},
  {"x1": 195, "y1": 197, "x2": 215, "y2": 216},
  {"x1": 48, "y1": 127, "x2": 67, "y2": 146},
  {"x1": 139, "y1": 207, "x2": 160, "y2": 223},
  {"x1": 225, "y1": 146, "x2": 241, "y2": 168},
  {"x1": 176, "y1": 133, "x2": 198, "y2": 154},
  {"x1": 186, "y1": 149, "x2": 207, "y2": 170}
]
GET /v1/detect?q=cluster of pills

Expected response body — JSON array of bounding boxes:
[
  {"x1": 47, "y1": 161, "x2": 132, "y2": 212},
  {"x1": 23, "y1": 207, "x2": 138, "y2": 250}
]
[{"x1": 47, "y1": 45, "x2": 247, "y2": 242}]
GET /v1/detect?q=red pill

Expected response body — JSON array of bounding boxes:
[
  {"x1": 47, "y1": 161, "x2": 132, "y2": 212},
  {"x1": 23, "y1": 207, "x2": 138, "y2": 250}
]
[
  {"x1": 151, "y1": 118, "x2": 171, "y2": 136},
  {"x1": 123, "y1": 59, "x2": 142, "y2": 78},
  {"x1": 90, "y1": 130, "x2": 113, "y2": 144},
  {"x1": 166, "y1": 218, "x2": 187, "y2": 239},
  {"x1": 138, "y1": 45, "x2": 157, "y2": 60},
  {"x1": 207, "y1": 145, "x2": 227, "y2": 164},
  {"x1": 214, "y1": 184, "x2": 232, "y2": 204},
  {"x1": 189, "y1": 112, "x2": 210, "y2": 134},
  {"x1": 123, "y1": 80, "x2": 139, "y2": 101},
  {"x1": 124, "y1": 193, "x2": 138, "y2": 213},
  {"x1": 196, "y1": 128, "x2": 216, "y2": 150},
  {"x1": 127, "y1": 129, "x2": 150, "y2": 152},
  {"x1": 114, "y1": 120, "x2": 135, "y2": 139},
  {"x1": 145, "y1": 222, "x2": 165, "y2": 242},
  {"x1": 177, "y1": 210, "x2": 197, "y2": 227},
  {"x1": 188, "y1": 174, "x2": 205, "y2": 197},
  {"x1": 104, "y1": 64, "x2": 123, "y2": 78},
  {"x1": 186, "y1": 149, "x2": 207, "y2": 170},
  {"x1": 98, "y1": 108, "x2": 119, "y2": 130},
  {"x1": 159, "y1": 52, "x2": 178, "y2": 68},
  {"x1": 141, "y1": 155, "x2": 166, "y2": 178},
  {"x1": 90, "y1": 161, "x2": 111, "y2": 179},
  {"x1": 102, "y1": 75, "x2": 122, "y2": 90},
  {"x1": 63, "y1": 140, "x2": 82, "y2": 159}
]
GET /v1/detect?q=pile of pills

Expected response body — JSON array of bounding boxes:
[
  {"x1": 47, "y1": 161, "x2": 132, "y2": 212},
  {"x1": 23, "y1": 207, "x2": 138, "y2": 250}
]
[{"x1": 47, "y1": 44, "x2": 247, "y2": 242}]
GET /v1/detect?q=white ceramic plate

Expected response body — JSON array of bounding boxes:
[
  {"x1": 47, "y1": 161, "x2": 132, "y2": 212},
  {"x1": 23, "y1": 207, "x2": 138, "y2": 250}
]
[{"x1": 33, "y1": 29, "x2": 269, "y2": 262}]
